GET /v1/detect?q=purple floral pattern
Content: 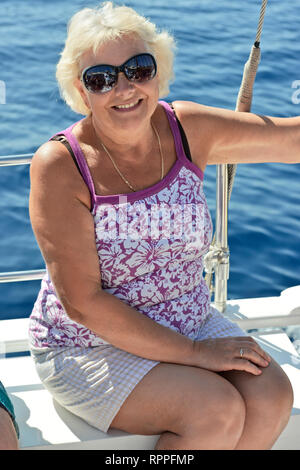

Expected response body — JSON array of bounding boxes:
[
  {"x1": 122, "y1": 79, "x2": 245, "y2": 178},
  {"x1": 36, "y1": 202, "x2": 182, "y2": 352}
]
[{"x1": 29, "y1": 164, "x2": 213, "y2": 349}]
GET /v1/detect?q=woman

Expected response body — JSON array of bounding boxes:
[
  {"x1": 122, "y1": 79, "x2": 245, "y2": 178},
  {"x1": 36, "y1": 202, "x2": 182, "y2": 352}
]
[{"x1": 28, "y1": 2, "x2": 297, "y2": 449}]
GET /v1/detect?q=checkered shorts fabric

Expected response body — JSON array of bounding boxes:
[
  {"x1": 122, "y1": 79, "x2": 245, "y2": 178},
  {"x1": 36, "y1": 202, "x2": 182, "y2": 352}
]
[
  {"x1": 30, "y1": 307, "x2": 246, "y2": 433},
  {"x1": 195, "y1": 306, "x2": 247, "y2": 341},
  {"x1": 30, "y1": 343, "x2": 159, "y2": 432}
]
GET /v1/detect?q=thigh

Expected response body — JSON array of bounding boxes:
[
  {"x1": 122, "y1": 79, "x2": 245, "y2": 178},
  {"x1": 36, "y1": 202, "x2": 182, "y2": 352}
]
[{"x1": 110, "y1": 362, "x2": 243, "y2": 436}]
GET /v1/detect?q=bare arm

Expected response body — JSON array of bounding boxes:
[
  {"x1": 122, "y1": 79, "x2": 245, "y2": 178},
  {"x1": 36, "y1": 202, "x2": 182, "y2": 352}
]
[{"x1": 173, "y1": 100, "x2": 300, "y2": 170}]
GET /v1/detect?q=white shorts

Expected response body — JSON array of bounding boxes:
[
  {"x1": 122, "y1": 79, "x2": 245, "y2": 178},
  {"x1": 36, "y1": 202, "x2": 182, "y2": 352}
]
[{"x1": 30, "y1": 307, "x2": 246, "y2": 432}]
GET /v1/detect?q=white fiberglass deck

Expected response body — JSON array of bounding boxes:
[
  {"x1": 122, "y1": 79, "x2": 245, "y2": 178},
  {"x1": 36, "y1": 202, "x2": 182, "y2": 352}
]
[{"x1": 0, "y1": 286, "x2": 300, "y2": 450}]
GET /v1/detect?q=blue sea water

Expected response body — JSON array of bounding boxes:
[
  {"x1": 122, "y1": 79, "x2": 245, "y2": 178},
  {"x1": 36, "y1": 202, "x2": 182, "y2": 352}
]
[{"x1": 0, "y1": 1, "x2": 300, "y2": 346}]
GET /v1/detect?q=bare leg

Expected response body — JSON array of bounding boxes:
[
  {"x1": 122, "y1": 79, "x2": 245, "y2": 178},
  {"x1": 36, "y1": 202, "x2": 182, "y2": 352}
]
[
  {"x1": 221, "y1": 358, "x2": 293, "y2": 450},
  {"x1": 110, "y1": 362, "x2": 246, "y2": 450},
  {"x1": 0, "y1": 407, "x2": 19, "y2": 450}
]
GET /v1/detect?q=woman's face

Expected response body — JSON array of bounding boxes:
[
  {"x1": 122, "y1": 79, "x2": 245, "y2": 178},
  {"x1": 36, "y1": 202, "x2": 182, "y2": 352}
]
[{"x1": 76, "y1": 35, "x2": 160, "y2": 136}]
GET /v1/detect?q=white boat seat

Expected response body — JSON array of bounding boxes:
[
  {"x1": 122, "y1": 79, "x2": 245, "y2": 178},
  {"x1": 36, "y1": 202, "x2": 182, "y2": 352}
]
[{"x1": 0, "y1": 290, "x2": 300, "y2": 449}]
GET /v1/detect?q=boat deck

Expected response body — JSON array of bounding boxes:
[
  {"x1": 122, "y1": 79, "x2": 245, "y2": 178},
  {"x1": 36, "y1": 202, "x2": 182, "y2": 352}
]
[{"x1": 1, "y1": 287, "x2": 300, "y2": 450}]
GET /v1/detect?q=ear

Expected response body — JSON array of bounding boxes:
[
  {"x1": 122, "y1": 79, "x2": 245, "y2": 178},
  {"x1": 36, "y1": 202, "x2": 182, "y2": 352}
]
[{"x1": 74, "y1": 77, "x2": 91, "y2": 111}]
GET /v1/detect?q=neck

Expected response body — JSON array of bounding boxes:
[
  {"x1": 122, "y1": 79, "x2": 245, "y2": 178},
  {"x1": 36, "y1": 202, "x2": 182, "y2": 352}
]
[{"x1": 90, "y1": 114, "x2": 155, "y2": 163}]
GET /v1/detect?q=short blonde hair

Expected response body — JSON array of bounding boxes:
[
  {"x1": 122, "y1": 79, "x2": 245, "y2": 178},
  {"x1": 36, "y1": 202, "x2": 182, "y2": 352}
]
[{"x1": 56, "y1": 2, "x2": 176, "y2": 115}]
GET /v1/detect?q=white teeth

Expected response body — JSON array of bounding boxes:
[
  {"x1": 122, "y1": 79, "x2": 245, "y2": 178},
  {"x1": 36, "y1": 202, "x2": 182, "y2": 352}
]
[{"x1": 115, "y1": 100, "x2": 140, "y2": 109}]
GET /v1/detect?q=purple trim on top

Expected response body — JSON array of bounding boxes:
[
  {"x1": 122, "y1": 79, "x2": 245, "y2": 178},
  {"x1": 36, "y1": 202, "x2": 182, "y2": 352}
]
[
  {"x1": 48, "y1": 100, "x2": 204, "y2": 209},
  {"x1": 64, "y1": 122, "x2": 97, "y2": 209},
  {"x1": 49, "y1": 119, "x2": 97, "y2": 209},
  {"x1": 93, "y1": 158, "x2": 182, "y2": 205},
  {"x1": 160, "y1": 101, "x2": 204, "y2": 182}
]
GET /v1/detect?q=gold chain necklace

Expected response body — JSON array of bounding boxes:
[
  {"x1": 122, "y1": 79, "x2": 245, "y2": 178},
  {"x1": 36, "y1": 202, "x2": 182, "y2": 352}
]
[{"x1": 100, "y1": 122, "x2": 164, "y2": 192}]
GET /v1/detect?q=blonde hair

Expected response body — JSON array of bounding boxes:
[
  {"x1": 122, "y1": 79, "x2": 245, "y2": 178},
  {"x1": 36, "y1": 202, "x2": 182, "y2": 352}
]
[{"x1": 56, "y1": 2, "x2": 176, "y2": 115}]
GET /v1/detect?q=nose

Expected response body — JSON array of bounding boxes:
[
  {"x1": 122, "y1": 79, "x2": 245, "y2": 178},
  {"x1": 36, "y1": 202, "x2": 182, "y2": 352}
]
[{"x1": 114, "y1": 72, "x2": 135, "y2": 95}]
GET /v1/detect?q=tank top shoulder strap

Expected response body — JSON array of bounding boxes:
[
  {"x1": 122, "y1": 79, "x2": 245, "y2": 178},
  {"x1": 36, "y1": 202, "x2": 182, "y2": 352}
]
[
  {"x1": 159, "y1": 100, "x2": 192, "y2": 163},
  {"x1": 49, "y1": 121, "x2": 96, "y2": 209}
]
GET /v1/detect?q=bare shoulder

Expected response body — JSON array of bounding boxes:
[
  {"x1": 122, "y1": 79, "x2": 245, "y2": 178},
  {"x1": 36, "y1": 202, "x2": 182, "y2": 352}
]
[
  {"x1": 170, "y1": 100, "x2": 220, "y2": 171},
  {"x1": 31, "y1": 140, "x2": 75, "y2": 178},
  {"x1": 171, "y1": 99, "x2": 218, "y2": 123},
  {"x1": 31, "y1": 140, "x2": 73, "y2": 179},
  {"x1": 30, "y1": 139, "x2": 91, "y2": 210}
]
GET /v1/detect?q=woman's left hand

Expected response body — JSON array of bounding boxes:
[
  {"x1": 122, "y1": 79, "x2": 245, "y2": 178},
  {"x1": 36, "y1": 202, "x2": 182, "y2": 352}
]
[{"x1": 192, "y1": 335, "x2": 272, "y2": 376}]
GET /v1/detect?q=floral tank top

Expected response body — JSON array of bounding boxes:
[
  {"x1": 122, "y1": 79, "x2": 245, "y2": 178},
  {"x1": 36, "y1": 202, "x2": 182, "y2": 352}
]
[{"x1": 28, "y1": 101, "x2": 213, "y2": 349}]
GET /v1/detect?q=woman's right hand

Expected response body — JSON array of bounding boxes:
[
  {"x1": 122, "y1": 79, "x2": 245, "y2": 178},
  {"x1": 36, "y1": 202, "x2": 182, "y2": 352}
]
[{"x1": 193, "y1": 336, "x2": 271, "y2": 375}]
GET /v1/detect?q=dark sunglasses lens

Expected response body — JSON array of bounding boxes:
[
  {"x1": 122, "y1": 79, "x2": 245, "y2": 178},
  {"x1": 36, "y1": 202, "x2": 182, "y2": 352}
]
[
  {"x1": 83, "y1": 67, "x2": 116, "y2": 93},
  {"x1": 82, "y1": 55, "x2": 156, "y2": 93},
  {"x1": 125, "y1": 55, "x2": 156, "y2": 82}
]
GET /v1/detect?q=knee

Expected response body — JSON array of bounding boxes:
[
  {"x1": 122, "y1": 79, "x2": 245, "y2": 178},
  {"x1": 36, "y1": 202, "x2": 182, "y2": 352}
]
[
  {"x1": 269, "y1": 365, "x2": 294, "y2": 425},
  {"x1": 254, "y1": 361, "x2": 294, "y2": 428},
  {"x1": 191, "y1": 383, "x2": 246, "y2": 449},
  {"x1": 215, "y1": 385, "x2": 246, "y2": 447}
]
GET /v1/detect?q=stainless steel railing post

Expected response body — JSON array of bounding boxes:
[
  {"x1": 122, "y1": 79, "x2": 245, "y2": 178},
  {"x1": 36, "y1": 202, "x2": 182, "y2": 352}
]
[{"x1": 214, "y1": 164, "x2": 230, "y2": 312}]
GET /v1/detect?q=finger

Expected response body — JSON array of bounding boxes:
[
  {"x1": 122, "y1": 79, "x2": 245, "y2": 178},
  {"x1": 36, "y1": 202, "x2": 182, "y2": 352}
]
[
  {"x1": 239, "y1": 337, "x2": 271, "y2": 362},
  {"x1": 237, "y1": 347, "x2": 269, "y2": 368},
  {"x1": 232, "y1": 358, "x2": 262, "y2": 376},
  {"x1": 251, "y1": 343, "x2": 271, "y2": 363}
]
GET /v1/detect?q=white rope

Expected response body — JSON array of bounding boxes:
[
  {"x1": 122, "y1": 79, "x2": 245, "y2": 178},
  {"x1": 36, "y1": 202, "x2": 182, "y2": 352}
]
[{"x1": 229, "y1": 0, "x2": 268, "y2": 197}]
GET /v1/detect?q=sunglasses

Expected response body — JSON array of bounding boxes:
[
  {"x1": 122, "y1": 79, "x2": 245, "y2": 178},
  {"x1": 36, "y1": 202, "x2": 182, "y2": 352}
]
[{"x1": 81, "y1": 53, "x2": 157, "y2": 94}]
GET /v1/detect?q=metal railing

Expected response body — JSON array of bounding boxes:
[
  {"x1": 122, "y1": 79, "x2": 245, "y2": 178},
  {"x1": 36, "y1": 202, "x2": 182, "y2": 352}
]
[
  {"x1": 0, "y1": 154, "x2": 33, "y2": 166},
  {"x1": 0, "y1": 269, "x2": 46, "y2": 283},
  {"x1": 0, "y1": 154, "x2": 46, "y2": 283}
]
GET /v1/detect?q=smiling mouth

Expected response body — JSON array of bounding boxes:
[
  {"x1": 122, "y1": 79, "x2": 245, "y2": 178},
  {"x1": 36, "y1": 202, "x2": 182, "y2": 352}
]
[{"x1": 113, "y1": 99, "x2": 142, "y2": 111}]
